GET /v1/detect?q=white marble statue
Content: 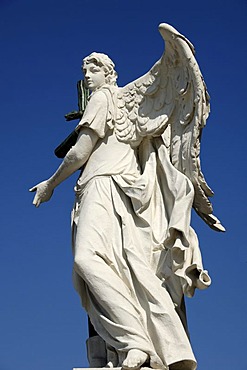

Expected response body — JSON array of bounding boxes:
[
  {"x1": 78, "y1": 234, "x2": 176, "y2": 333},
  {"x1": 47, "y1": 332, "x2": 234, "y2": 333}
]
[{"x1": 30, "y1": 24, "x2": 224, "y2": 370}]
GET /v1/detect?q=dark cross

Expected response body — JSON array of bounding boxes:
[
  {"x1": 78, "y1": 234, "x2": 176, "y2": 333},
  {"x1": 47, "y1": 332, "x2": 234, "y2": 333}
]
[{"x1": 54, "y1": 80, "x2": 89, "y2": 158}]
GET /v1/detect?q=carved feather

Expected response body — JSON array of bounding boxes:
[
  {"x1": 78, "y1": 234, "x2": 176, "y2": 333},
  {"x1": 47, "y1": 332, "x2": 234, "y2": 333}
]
[{"x1": 115, "y1": 23, "x2": 224, "y2": 231}]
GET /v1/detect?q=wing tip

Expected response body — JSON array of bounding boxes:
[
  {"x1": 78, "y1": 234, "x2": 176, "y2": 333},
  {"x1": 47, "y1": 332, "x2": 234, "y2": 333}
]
[
  {"x1": 158, "y1": 23, "x2": 179, "y2": 40},
  {"x1": 195, "y1": 209, "x2": 226, "y2": 232}
]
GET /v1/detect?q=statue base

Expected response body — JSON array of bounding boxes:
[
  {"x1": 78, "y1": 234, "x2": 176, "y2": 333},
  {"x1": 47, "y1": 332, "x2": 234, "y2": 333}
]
[{"x1": 72, "y1": 368, "x2": 159, "y2": 370}]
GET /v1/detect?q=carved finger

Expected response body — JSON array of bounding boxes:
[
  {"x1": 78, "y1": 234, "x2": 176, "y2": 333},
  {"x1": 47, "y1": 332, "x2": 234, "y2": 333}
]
[
  {"x1": 35, "y1": 200, "x2": 40, "y2": 208},
  {"x1": 32, "y1": 193, "x2": 39, "y2": 207},
  {"x1": 29, "y1": 186, "x2": 37, "y2": 192},
  {"x1": 33, "y1": 197, "x2": 40, "y2": 207}
]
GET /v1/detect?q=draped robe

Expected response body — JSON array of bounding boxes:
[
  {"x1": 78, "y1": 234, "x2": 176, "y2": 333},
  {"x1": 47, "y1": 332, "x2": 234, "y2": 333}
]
[{"x1": 71, "y1": 87, "x2": 211, "y2": 370}]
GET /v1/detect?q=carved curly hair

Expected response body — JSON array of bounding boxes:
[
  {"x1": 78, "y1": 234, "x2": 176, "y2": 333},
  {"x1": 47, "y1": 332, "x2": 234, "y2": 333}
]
[{"x1": 82, "y1": 52, "x2": 118, "y2": 86}]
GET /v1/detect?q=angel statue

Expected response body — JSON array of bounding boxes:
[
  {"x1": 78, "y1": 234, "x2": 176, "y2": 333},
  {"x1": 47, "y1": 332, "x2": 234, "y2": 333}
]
[{"x1": 30, "y1": 23, "x2": 224, "y2": 370}]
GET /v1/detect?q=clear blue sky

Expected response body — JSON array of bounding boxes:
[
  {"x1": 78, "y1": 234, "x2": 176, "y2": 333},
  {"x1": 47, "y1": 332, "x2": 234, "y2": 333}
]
[{"x1": 1, "y1": 1, "x2": 246, "y2": 370}]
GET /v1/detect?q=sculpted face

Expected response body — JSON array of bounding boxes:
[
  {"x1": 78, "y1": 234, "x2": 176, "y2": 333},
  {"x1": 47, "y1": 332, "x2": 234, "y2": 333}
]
[{"x1": 83, "y1": 62, "x2": 106, "y2": 91}]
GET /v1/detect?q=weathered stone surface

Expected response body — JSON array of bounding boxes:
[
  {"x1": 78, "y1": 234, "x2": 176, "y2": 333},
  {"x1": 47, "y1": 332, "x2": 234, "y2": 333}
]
[{"x1": 31, "y1": 23, "x2": 224, "y2": 370}]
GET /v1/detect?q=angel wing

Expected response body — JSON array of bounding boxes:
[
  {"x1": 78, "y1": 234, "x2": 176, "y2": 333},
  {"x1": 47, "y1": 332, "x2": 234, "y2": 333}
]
[{"x1": 115, "y1": 23, "x2": 225, "y2": 232}]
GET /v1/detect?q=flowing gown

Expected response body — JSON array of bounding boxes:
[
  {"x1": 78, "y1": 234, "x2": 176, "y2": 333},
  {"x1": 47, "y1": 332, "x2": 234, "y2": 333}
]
[{"x1": 71, "y1": 87, "x2": 211, "y2": 370}]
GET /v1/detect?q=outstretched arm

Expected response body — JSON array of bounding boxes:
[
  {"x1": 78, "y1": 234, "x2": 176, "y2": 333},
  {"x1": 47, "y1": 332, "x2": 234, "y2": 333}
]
[{"x1": 30, "y1": 127, "x2": 98, "y2": 207}]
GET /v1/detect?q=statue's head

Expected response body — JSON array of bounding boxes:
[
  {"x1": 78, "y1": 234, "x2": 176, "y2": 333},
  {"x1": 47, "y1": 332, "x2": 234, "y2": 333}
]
[{"x1": 82, "y1": 52, "x2": 118, "y2": 91}]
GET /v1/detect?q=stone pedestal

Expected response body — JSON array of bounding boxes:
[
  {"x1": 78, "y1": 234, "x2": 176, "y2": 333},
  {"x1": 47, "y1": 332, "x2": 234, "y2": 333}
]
[{"x1": 72, "y1": 368, "x2": 154, "y2": 370}]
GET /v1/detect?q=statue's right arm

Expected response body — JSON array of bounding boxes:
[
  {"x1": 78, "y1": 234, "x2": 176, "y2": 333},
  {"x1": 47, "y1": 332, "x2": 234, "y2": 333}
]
[{"x1": 29, "y1": 127, "x2": 98, "y2": 207}]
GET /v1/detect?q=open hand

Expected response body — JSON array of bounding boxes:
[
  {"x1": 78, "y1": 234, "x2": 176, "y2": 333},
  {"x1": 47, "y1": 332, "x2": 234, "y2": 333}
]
[{"x1": 29, "y1": 180, "x2": 54, "y2": 207}]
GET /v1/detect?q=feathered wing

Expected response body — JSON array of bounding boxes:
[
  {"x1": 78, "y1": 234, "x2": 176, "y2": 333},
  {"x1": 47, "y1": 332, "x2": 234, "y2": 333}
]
[{"x1": 115, "y1": 23, "x2": 225, "y2": 232}]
